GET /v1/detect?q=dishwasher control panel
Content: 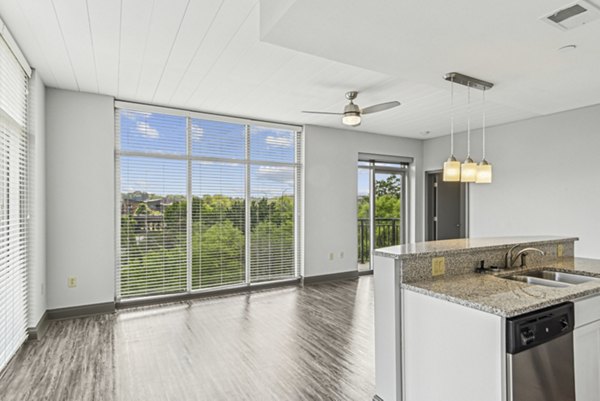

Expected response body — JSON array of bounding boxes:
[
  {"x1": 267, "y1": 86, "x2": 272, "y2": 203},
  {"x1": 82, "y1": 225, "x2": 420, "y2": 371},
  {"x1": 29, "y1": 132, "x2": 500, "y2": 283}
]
[{"x1": 506, "y1": 302, "x2": 574, "y2": 354}]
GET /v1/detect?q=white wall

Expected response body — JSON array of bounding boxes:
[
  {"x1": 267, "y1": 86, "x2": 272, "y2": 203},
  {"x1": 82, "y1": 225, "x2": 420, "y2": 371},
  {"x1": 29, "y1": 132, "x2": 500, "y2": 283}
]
[
  {"x1": 423, "y1": 104, "x2": 600, "y2": 259},
  {"x1": 304, "y1": 124, "x2": 423, "y2": 277},
  {"x1": 45, "y1": 88, "x2": 115, "y2": 309},
  {"x1": 28, "y1": 70, "x2": 46, "y2": 326}
]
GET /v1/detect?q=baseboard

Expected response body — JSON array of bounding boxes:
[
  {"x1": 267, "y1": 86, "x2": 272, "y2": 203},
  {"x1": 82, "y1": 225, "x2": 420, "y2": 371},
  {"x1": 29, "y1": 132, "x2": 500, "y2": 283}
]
[
  {"x1": 27, "y1": 311, "x2": 49, "y2": 341},
  {"x1": 358, "y1": 269, "x2": 374, "y2": 276},
  {"x1": 303, "y1": 270, "x2": 359, "y2": 284},
  {"x1": 46, "y1": 301, "x2": 115, "y2": 320},
  {"x1": 118, "y1": 278, "x2": 301, "y2": 309}
]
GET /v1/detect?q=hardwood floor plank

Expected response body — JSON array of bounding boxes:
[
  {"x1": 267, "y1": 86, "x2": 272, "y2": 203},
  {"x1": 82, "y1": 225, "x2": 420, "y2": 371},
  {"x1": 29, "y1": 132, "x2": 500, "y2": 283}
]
[{"x1": 0, "y1": 277, "x2": 374, "y2": 401}]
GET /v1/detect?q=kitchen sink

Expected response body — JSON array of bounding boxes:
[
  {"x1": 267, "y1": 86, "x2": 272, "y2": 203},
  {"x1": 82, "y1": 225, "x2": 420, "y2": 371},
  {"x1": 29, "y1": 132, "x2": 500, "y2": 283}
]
[
  {"x1": 503, "y1": 275, "x2": 571, "y2": 288},
  {"x1": 522, "y1": 270, "x2": 599, "y2": 285},
  {"x1": 502, "y1": 270, "x2": 600, "y2": 288}
]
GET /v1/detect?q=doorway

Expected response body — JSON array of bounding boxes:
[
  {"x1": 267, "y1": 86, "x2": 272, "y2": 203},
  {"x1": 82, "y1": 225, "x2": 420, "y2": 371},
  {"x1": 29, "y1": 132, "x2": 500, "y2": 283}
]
[
  {"x1": 425, "y1": 171, "x2": 468, "y2": 241},
  {"x1": 357, "y1": 161, "x2": 408, "y2": 271}
]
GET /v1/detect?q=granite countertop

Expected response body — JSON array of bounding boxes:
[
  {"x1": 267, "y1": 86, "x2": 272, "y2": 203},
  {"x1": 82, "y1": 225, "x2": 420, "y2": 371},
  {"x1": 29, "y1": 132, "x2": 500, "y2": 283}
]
[
  {"x1": 374, "y1": 236, "x2": 578, "y2": 259},
  {"x1": 402, "y1": 258, "x2": 600, "y2": 318}
]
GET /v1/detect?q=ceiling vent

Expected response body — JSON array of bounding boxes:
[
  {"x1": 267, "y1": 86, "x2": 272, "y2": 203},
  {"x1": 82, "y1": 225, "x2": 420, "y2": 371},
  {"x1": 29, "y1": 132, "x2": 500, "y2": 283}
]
[{"x1": 542, "y1": 0, "x2": 600, "y2": 30}]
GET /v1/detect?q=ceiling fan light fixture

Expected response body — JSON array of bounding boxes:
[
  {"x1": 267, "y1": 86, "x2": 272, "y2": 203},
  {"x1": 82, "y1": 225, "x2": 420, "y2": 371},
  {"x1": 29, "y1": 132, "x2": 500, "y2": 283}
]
[{"x1": 342, "y1": 112, "x2": 361, "y2": 126}]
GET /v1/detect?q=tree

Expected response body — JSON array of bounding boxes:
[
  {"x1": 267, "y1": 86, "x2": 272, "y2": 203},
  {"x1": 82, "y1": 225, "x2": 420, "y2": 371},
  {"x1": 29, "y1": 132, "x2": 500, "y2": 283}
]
[
  {"x1": 375, "y1": 175, "x2": 402, "y2": 198},
  {"x1": 134, "y1": 202, "x2": 151, "y2": 215}
]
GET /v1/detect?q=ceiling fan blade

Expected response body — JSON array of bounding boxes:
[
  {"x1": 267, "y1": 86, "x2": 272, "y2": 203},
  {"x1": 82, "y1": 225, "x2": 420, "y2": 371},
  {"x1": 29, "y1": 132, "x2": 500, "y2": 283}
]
[
  {"x1": 302, "y1": 110, "x2": 344, "y2": 115},
  {"x1": 361, "y1": 101, "x2": 401, "y2": 115}
]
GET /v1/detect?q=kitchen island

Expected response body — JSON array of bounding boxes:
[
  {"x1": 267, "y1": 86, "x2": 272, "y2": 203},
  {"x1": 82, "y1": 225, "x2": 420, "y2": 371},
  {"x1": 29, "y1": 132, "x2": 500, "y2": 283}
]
[{"x1": 372, "y1": 236, "x2": 600, "y2": 401}]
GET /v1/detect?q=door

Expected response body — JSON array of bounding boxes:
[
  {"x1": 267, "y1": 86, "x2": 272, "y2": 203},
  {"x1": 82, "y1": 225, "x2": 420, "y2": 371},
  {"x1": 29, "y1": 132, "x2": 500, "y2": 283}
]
[
  {"x1": 357, "y1": 161, "x2": 407, "y2": 271},
  {"x1": 426, "y1": 171, "x2": 467, "y2": 241}
]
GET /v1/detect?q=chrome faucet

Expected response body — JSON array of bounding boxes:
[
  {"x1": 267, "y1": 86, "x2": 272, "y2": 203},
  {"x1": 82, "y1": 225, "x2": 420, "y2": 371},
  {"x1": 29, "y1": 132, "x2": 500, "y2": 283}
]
[{"x1": 505, "y1": 245, "x2": 545, "y2": 268}]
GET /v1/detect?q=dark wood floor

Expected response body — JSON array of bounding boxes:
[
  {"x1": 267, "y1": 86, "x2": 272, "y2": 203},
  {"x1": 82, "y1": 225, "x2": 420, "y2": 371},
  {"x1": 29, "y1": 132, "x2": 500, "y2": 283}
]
[{"x1": 0, "y1": 276, "x2": 375, "y2": 401}]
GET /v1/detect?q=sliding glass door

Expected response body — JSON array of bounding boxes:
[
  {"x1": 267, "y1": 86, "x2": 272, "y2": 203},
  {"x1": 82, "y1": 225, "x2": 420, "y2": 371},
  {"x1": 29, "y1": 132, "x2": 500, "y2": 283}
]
[
  {"x1": 116, "y1": 106, "x2": 302, "y2": 300},
  {"x1": 357, "y1": 161, "x2": 407, "y2": 271}
]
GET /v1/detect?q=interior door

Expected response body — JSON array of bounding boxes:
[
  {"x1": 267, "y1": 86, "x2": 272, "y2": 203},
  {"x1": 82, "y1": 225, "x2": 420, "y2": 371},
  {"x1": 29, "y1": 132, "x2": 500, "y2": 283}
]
[{"x1": 426, "y1": 172, "x2": 466, "y2": 241}]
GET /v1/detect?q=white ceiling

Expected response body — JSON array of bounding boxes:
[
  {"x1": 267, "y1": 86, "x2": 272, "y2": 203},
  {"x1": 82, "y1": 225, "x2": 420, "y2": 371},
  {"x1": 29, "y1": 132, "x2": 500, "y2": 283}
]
[{"x1": 1, "y1": 0, "x2": 599, "y2": 138}]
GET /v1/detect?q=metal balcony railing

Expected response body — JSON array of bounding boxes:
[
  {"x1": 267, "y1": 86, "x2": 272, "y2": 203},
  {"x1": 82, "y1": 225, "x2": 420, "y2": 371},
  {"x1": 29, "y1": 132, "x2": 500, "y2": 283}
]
[{"x1": 357, "y1": 218, "x2": 401, "y2": 264}]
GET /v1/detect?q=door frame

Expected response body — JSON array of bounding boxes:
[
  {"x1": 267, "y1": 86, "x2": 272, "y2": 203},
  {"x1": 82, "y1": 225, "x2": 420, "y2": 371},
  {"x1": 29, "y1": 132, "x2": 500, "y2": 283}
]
[
  {"x1": 424, "y1": 169, "x2": 469, "y2": 241},
  {"x1": 359, "y1": 161, "x2": 408, "y2": 270}
]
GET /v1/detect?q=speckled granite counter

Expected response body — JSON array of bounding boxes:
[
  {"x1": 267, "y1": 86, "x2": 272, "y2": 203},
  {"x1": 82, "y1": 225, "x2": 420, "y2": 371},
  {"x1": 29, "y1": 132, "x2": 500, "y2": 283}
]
[
  {"x1": 402, "y1": 258, "x2": 600, "y2": 317},
  {"x1": 373, "y1": 236, "x2": 578, "y2": 259}
]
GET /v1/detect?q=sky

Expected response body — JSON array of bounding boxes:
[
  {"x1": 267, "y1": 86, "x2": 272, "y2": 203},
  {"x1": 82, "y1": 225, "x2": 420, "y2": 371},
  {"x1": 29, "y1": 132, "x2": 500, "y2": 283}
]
[{"x1": 119, "y1": 110, "x2": 295, "y2": 198}]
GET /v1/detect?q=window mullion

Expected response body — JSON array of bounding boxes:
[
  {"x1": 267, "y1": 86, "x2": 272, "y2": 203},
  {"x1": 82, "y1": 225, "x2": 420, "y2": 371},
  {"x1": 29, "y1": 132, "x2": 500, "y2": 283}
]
[
  {"x1": 186, "y1": 117, "x2": 192, "y2": 293},
  {"x1": 244, "y1": 124, "x2": 251, "y2": 285}
]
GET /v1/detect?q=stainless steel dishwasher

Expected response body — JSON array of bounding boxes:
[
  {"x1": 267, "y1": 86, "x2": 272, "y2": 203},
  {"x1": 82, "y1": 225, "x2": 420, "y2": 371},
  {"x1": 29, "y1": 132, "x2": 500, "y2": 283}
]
[{"x1": 506, "y1": 302, "x2": 575, "y2": 401}]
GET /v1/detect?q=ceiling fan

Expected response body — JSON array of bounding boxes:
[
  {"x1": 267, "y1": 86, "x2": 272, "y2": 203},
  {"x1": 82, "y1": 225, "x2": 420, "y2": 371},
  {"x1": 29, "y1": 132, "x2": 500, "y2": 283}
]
[{"x1": 302, "y1": 91, "x2": 401, "y2": 127}]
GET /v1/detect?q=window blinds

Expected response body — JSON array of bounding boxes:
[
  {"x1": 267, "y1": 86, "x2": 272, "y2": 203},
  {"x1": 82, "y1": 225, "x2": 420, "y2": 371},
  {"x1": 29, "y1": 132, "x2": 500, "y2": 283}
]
[
  {"x1": 116, "y1": 106, "x2": 302, "y2": 299},
  {"x1": 0, "y1": 34, "x2": 29, "y2": 372}
]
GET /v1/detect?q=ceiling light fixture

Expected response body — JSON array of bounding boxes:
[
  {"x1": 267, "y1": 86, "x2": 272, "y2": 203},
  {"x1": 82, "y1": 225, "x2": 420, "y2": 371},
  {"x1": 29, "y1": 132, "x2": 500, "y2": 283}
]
[
  {"x1": 342, "y1": 112, "x2": 361, "y2": 126},
  {"x1": 443, "y1": 72, "x2": 494, "y2": 184},
  {"x1": 461, "y1": 84, "x2": 477, "y2": 183},
  {"x1": 442, "y1": 76, "x2": 461, "y2": 182},
  {"x1": 476, "y1": 88, "x2": 492, "y2": 184}
]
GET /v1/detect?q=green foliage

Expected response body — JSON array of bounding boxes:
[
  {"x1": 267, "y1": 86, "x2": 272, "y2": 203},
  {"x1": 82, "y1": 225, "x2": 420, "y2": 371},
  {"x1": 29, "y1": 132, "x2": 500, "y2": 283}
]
[
  {"x1": 120, "y1": 193, "x2": 295, "y2": 297},
  {"x1": 376, "y1": 175, "x2": 402, "y2": 198}
]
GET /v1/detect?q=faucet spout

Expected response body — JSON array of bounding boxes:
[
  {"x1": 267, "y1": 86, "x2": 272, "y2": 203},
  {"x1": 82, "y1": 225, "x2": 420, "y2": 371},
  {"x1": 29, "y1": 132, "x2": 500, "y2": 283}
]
[{"x1": 505, "y1": 246, "x2": 545, "y2": 268}]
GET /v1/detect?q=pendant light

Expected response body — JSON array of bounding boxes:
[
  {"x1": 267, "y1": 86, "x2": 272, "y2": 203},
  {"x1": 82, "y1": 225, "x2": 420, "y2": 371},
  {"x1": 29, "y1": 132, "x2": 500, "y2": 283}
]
[
  {"x1": 476, "y1": 88, "x2": 492, "y2": 183},
  {"x1": 442, "y1": 76, "x2": 461, "y2": 182},
  {"x1": 460, "y1": 83, "x2": 477, "y2": 183}
]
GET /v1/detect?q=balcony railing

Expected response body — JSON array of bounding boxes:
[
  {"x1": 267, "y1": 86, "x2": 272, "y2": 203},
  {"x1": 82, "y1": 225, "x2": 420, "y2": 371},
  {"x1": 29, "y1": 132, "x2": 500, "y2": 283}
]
[{"x1": 357, "y1": 218, "x2": 401, "y2": 264}]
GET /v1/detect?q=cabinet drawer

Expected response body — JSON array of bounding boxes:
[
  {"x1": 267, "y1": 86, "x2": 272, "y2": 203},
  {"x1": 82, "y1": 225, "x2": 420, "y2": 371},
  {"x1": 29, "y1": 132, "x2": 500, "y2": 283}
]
[{"x1": 575, "y1": 295, "x2": 600, "y2": 328}]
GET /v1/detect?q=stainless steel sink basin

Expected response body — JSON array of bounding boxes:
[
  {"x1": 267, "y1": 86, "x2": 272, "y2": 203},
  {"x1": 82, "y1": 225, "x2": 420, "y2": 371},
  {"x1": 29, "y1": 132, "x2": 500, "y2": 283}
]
[
  {"x1": 522, "y1": 270, "x2": 599, "y2": 285},
  {"x1": 503, "y1": 275, "x2": 571, "y2": 288},
  {"x1": 502, "y1": 269, "x2": 600, "y2": 288}
]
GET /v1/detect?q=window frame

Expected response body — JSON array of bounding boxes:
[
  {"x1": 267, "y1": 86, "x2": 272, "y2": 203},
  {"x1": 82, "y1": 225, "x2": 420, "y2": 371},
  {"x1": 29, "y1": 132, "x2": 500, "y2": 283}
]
[{"x1": 114, "y1": 101, "x2": 303, "y2": 302}]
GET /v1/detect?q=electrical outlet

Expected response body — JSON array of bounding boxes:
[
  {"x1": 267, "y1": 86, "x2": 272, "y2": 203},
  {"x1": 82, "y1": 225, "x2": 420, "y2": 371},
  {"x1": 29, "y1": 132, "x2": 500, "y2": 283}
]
[
  {"x1": 340, "y1": 251, "x2": 344, "y2": 259},
  {"x1": 67, "y1": 276, "x2": 77, "y2": 288},
  {"x1": 432, "y1": 257, "x2": 446, "y2": 276},
  {"x1": 329, "y1": 253, "x2": 334, "y2": 261},
  {"x1": 557, "y1": 244, "x2": 564, "y2": 258}
]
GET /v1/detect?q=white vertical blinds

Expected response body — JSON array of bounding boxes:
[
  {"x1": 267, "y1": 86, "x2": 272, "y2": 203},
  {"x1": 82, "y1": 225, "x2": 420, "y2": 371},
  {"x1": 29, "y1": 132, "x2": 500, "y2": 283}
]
[
  {"x1": 116, "y1": 105, "x2": 302, "y2": 299},
  {"x1": 0, "y1": 34, "x2": 29, "y2": 372}
]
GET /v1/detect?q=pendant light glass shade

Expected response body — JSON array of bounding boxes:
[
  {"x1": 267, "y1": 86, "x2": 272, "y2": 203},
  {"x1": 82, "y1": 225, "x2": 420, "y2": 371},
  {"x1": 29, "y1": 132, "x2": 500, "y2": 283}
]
[
  {"x1": 461, "y1": 157, "x2": 477, "y2": 182},
  {"x1": 443, "y1": 156, "x2": 461, "y2": 182},
  {"x1": 476, "y1": 159, "x2": 492, "y2": 183},
  {"x1": 443, "y1": 76, "x2": 460, "y2": 181}
]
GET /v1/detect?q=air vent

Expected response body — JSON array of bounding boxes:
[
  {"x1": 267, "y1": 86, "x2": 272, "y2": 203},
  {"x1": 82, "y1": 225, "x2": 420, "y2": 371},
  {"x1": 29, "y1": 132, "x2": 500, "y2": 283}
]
[{"x1": 542, "y1": 0, "x2": 600, "y2": 30}]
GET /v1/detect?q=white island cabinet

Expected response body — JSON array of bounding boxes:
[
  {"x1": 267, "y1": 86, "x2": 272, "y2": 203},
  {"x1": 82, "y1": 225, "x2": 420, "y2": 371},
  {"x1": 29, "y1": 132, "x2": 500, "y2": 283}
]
[
  {"x1": 574, "y1": 295, "x2": 600, "y2": 401},
  {"x1": 402, "y1": 290, "x2": 504, "y2": 401}
]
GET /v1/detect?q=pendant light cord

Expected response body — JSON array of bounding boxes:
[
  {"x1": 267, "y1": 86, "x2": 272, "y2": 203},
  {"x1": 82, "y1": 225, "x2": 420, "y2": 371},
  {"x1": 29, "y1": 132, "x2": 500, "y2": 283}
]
[
  {"x1": 482, "y1": 89, "x2": 486, "y2": 160},
  {"x1": 466, "y1": 83, "x2": 471, "y2": 158},
  {"x1": 450, "y1": 76, "x2": 455, "y2": 156}
]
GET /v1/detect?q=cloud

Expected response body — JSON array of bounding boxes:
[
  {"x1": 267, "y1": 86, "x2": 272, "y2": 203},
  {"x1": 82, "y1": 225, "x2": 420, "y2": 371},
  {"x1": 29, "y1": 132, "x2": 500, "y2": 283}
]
[
  {"x1": 136, "y1": 121, "x2": 159, "y2": 139},
  {"x1": 191, "y1": 124, "x2": 204, "y2": 140},
  {"x1": 264, "y1": 135, "x2": 292, "y2": 148},
  {"x1": 121, "y1": 110, "x2": 151, "y2": 121},
  {"x1": 255, "y1": 165, "x2": 294, "y2": 187}
]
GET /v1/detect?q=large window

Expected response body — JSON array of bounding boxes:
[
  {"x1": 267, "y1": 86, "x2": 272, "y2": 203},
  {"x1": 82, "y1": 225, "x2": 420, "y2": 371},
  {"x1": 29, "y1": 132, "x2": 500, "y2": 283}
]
[
  {"x1": 116, "y1": 104, "x2": 302, "y2": 299},
  {"x1": 0, "y1": 33, "x2": 29, "y2": 371}
]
